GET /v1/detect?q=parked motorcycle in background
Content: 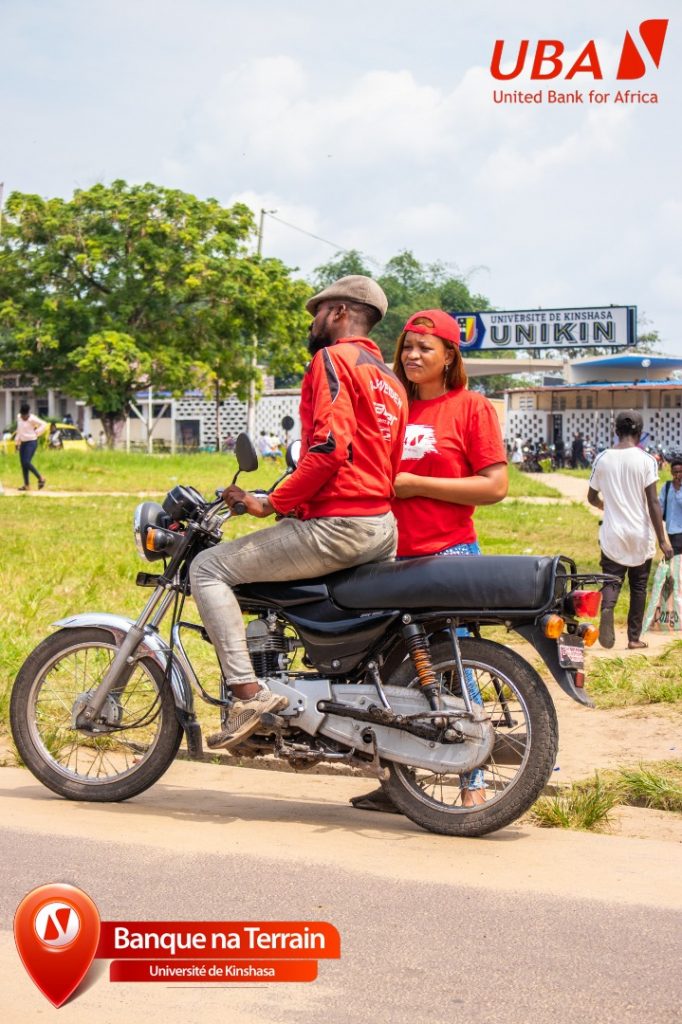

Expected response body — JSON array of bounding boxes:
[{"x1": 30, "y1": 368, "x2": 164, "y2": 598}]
[{"x1": 11, "y1": 436, "x2": 611, "y2": 837}]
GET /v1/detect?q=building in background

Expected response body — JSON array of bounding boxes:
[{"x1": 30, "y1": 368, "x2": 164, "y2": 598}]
[
  {"x1": 505, "y1": 354, "x2": 682, "y2": 449},
  {"x1": 0, "y1": 376, "x2": 300, "y2": 451}
]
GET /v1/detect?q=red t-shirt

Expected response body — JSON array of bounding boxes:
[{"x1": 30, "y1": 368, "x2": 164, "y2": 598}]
[{"x1": 393, "y1": 388, "x2": 506, "y2": 556}]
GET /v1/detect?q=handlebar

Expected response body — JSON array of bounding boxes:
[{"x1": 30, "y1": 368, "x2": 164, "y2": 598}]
[{"x1": 211, "y1": 489, "x2": 254, "y2": 516}]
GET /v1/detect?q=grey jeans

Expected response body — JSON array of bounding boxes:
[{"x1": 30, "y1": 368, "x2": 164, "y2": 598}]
[{"x1": 189, "y1": 512, "x2": 397, "y2": 685}]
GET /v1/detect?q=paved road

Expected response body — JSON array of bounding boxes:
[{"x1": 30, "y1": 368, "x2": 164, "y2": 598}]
[{"x1": 2, "y1": 763, "x2": 681, "y2": 1024}]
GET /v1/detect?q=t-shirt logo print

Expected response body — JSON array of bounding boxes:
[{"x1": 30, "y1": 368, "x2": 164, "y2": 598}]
[{"x1": 402, "y1": 424, "x2": 438, "y2": 461}]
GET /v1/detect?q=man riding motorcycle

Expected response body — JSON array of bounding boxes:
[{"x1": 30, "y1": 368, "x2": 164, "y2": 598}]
[{"x1": 189, "y1": 275, "x2": 408, "y2": 749}]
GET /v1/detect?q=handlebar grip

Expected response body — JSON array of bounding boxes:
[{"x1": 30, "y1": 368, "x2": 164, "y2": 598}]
[{"x1": 232, "y1": 501, "x2": 247, "y2": 516}]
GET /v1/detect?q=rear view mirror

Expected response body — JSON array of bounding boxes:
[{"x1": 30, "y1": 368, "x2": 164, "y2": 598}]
[
  {"x1": 235, "y1": 433, "x2": 259, "y2": 473},
  {"x1": 286, "y1": 440, "x2": 301, "y2": 469}
]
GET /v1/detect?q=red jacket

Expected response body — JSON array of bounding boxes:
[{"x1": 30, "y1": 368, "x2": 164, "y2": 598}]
[{"x1": 269, "y1": 337, "x2": 407, "y2": 519}]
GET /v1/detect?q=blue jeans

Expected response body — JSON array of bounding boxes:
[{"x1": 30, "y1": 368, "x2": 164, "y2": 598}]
[
  {"x1": 401, "y1": 541, "x2": 485, "y2": 791},
  {"x1": 435, "y1": 542, "x2": 485, "y2": 790},
  {"x1": 18, "y1": 440, "x2": 41, "y2": 486}
]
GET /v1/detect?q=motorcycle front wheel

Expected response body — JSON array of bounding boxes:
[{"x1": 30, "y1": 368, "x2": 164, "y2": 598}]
[
  {"x1": 10, "y1": 627, "x2": 183, "y2": 802},
  {"x1": 381, "y1": 637, "x2": 558, "y2": 837}
]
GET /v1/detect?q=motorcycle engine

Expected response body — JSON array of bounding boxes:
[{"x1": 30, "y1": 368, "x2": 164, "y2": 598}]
[{"x1": 246, "y1": 615, "x2": 289, "y2": 676}]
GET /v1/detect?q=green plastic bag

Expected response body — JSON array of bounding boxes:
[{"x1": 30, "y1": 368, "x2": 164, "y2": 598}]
[{"x1": 643, "y1": 556, "x2": 682, "y2": 633}]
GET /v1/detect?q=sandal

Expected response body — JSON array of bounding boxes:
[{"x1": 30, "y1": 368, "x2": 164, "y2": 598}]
[
  {"x1": 627, "y1": 640, "x2": 648, "y2": 650},
  {"x1": 38, "y1": 478, "x2": 46, "y2": 490},
  {"x1": 17, "y1": 485, "x2": 28, "y2": 492},
  {"x1": 461, "y1": 788, "x2": 487, "y2": 807}
]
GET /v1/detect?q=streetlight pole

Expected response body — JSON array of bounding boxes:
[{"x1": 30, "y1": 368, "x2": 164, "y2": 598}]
[{"x1": 245, "y1": 208, "x2": 276, "y2": 438}]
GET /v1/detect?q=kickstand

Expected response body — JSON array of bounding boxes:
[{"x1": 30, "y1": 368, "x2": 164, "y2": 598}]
[{"x1": 362, "y1": 728, "x2": 389, "y2": 781}]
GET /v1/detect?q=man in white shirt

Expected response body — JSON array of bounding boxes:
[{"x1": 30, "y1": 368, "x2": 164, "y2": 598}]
[{"x1": 588, "y1": 410, "x2": 672, "y2": 649}]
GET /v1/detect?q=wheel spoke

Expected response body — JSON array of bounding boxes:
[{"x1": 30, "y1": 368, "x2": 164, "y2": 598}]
[
  {"x1": 27, "y1": 641, "x2": 165, "y2": 785},
  {"x1": 390, "y1": 644, "x2": 541, "y2": 821}
]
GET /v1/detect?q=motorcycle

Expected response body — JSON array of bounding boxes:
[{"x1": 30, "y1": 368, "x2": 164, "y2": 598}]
[{"x1": 10, "y1": 436, "x2": 608, "y2": 837}]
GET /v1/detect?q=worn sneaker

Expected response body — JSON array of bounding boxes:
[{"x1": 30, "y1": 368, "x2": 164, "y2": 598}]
[
  {"x1": 207, "y1": 688, "x2": 288, "y2": 750},
  {"x1": 599, "y1": 607, "x2": 615, "y2": 649}
]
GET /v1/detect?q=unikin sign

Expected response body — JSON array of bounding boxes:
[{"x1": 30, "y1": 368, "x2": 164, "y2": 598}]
[
  {"x1": 453, "y1": 307, "x2": 637, "y2": 352},
  {"x1": 491, "y1": 19, "x2": 668, "y2": 80}
]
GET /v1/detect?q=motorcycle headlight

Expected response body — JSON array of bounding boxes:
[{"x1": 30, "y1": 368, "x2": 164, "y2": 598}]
[{"x1": 133, "y1": 502, "x2": 171, "y2": 562}]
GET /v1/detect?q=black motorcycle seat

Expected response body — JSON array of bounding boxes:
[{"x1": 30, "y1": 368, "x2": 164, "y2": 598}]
[{"x1": 328, "y1": 555, "x2": 558, "y2": 613}]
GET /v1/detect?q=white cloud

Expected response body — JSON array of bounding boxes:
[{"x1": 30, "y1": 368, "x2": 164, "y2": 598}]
[{"x1": 2, "y1": 0, "x2": 680, "y2": 353}]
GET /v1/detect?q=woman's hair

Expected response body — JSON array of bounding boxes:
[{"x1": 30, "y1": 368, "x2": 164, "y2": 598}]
[
  {"x1": 19, "y1": 402, "x2": 30, "y2": 416},
  {"x1": 392, "y1": 315, "x2": 467, "y2": 398}
]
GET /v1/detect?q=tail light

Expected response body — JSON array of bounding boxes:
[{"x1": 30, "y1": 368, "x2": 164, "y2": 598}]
[{"x1": 565, "y1": 589, "x2": 602, "y2": 618}]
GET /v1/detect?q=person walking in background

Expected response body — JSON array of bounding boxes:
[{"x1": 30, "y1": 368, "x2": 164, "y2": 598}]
[
  {"x1": 571, "y1": 432, "x2": 586, "y2": 469},
  {"x1": 15, "y1": 403, "x2": 47, "y2": 491},
  {"x1": 588, "y1": 411, "x2": 672, "y2": 650},
  {"x1": 659, "y1": 458, "x2": 682, "y2": 555},
  {"x1": 554, "y1": 436, "x2": 565, "y2": 469},
  {"x1": 351, "y1": 309, "x2": 507, "y2": 813}
]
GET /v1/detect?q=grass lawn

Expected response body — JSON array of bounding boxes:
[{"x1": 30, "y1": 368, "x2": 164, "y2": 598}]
[
  {"x1": 561, "y1": 465, "x2": 674, "y2": 485},
  {"x1": 0, "y1": 458, "x2": 677, "y2": 738},
  {"x1": 0, "y1": 448, "x2": 286, "y2": 495},
  {"x1": 1, "y1": 450, "x2": 561, "y2": 499},
  {"x1": 531, "y1": 760, "x2": 682, "y2": 831},
  {"x1": 506, "y1": 465, "x2": 560, "y2": 498}
]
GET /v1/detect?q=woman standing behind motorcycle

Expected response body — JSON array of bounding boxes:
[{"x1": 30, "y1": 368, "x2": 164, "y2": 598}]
[{"x1": 351, "y1": 309, "x2": 508, "y2": 813}]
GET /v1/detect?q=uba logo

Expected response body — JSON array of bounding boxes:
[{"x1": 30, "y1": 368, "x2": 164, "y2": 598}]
[{"x1": 491, "y1": 19, "x2": 668, "y2": 80}]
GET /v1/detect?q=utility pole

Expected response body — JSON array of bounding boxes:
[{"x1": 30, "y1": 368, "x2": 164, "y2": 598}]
[
  {"x1": 0, "y1": 183, "x2": 4, "y2": 235},
  {"x1": 245, "y1": 208, "x2": 276, "y2": 438}
]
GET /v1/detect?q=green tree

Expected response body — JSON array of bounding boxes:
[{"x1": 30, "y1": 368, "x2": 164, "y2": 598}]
[
  {"x1": 70, "y1": 331, "x2": 151, "y2": 441},
  {"x1": 312, "y1": 249, "x2": 374, "y2": 289},
  {"x1": 0, "y1": 180, "x2": 311, "y2": 444},
  {"x1": 311, "y1": 249, "x2": 494, "y2": 365}
]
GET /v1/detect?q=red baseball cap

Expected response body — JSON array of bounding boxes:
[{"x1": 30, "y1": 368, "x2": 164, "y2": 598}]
[{"x1": 403, "y1": 309, "x2": 461, "y2": 346}]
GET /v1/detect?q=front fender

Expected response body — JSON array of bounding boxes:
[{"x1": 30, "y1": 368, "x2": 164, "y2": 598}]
[
  {"x1": 515, "y1": 623, "x2": 594, "y2": 707},
  {"x1": 52, "y1": 613, "x2": 194, "y2": 715}
]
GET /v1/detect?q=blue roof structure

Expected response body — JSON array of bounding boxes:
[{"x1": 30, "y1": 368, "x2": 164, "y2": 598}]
[
  {"x1": 508, "y1": 379, "x2": 682, "y2": 392},
  {"x1": 573, "y1": 353, "x2": 682, "y2": 371}
]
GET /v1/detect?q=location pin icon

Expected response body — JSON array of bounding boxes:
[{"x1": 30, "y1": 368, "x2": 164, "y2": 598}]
[{"x1": 14, "y1": 883, "x2": 101, "y2": 1007}]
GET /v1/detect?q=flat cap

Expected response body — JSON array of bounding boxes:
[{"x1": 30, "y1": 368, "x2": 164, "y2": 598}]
[{"x1": 305, "y1": 275, "x2": 388, "y2": 320}]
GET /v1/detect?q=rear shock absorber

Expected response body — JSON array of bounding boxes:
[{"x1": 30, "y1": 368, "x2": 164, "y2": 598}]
[{"x1": 402, "y1": 621, "x2": 441, "y2": 711}]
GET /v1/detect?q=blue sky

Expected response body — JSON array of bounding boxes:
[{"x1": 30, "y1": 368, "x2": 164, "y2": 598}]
[{"x1": 2, "y1": 1, "x2": 680, "y2": 354}]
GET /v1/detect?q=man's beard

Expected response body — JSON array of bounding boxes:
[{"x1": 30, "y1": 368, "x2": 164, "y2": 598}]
[{"x1": 307, "y1": 326, "x2": 333, "y2": 356}]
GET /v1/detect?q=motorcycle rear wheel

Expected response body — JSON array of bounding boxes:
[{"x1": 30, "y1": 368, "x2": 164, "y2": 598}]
[
  {"x1": 10, "y1": 627, "x2": 183, "y2": 802},
  {"x1": 381, "y1": 637, "x2": 558, "y2": 837}
]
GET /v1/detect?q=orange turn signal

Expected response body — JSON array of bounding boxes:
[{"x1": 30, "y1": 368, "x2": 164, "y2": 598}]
[
  {"x1": 145, "y1": 526, "x2": 180, "y2": 556},
  {"x1": 579, "y1": 624, "x2": 599, "y2": 647},
  {"x1": 146, "y1": 528, "x2": 168, "y2": 553},
  {"x1": 542, "y1": 614, "x2": 566, "y2": 639}
]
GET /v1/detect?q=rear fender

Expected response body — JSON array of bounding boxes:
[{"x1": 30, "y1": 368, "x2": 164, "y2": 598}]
[
  {"x1": 515, "y1": 623, "x2": 594, "y2": 707},
  {"x1": 52, "y1": 613, "x2": 195, "y2": 715}
]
